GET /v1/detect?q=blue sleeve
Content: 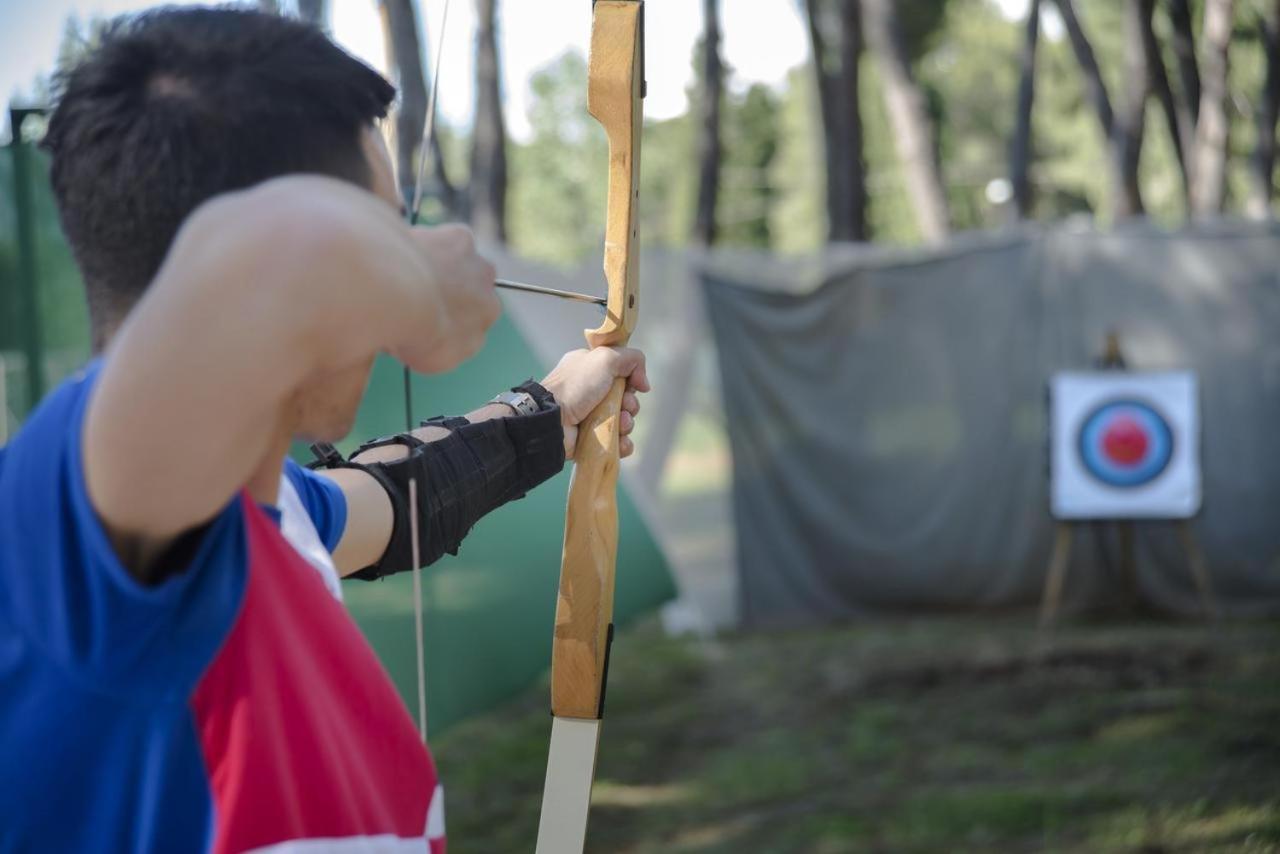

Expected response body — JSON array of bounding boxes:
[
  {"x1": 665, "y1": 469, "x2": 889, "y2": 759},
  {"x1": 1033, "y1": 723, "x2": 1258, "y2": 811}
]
[
  {"x1": 0, "y1": 362, "x2": 246, "y2": 695},
  {"x1": 283, "y1": 459, "x2": 348, "y2": 553}
]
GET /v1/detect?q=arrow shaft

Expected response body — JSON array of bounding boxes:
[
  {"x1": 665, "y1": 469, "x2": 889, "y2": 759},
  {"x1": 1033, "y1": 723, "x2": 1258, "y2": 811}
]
[{"x1": 495, "y1": 279, "x2": 605, "y2": 307}]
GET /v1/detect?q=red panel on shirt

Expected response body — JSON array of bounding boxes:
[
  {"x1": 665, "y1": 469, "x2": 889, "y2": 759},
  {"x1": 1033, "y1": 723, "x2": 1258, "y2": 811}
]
[{"x1": 191, "y1": 499, "x2": 440, "y2": 853}]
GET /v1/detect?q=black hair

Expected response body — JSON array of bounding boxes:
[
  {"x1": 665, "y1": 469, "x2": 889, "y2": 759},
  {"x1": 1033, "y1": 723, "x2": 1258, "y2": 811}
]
[{"x1": 42, "y1": 6, "x2": 396, "y2": 345}]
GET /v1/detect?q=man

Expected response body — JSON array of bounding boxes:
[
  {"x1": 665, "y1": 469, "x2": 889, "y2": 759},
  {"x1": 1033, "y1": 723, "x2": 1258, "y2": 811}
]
[{"x1": 0, "y1": 7, "x2": 648, "y2": 852}]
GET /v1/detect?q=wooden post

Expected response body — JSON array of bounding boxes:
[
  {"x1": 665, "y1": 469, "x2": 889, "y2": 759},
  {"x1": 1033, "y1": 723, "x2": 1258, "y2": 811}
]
[
  {"x1": 1118, "y1": 520, "x2": 1138, "y2": 609},
  {"x1": 1175, "y1": 521, "x2": 1220, "y2": 621},
  {"x1": 1039, "y1": 522, "x2": 1074, "y2": 630}
]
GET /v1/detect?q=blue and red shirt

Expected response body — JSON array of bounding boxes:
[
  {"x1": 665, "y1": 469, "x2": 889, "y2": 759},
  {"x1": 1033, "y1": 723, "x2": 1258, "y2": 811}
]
[{"x1": 0, "y1": 362, "x2": 445, "y2": 852}]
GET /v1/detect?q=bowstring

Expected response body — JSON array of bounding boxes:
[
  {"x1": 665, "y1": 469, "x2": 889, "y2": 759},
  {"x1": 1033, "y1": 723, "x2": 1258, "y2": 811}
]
[{"x1": 404, "y1": 0, "x2": 452, "y2": 745}]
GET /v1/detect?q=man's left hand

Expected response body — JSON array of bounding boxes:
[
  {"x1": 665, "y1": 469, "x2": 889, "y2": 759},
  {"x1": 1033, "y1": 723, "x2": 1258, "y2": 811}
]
[{"x1": 540, "y1": 347, "x2": 650, "y2": 460}]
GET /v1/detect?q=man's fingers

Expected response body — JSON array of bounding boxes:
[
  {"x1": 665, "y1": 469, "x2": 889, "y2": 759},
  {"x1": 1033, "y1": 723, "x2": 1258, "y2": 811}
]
[
  {"x1": 621, "y1": 391, "x2": 640, "y2": 417},
  {"x1": 628, "y1": 365, "x2": 651, "y2": 393},
  {"x1": 619, "y1": 436, "x2": 635, "y2": 458},
  {"x1": 603, "y1": 346, "x2": 643, "y2": 374},
  {"x1": 619, "y1": 410, "x2": 634, "y2": 436},
  {"x1": 604, "y1": 347, "x2": 651, "y2": 392}
]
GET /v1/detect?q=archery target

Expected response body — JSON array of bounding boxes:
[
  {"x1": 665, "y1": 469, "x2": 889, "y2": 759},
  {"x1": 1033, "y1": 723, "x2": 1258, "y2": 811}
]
[
  {"x1": 1051, "y1": 372, "x2": 1200, "y2": 519},
  {"x1": 1078, "y1": 400, "x2": 1174, "y2": 487}
]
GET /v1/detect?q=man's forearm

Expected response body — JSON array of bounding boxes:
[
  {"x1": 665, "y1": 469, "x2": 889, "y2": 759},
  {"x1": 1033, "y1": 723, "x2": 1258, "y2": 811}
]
[
  {"x1": 327, "y1": 384, "x2": 565, "y2": 578},
  {"x1": 342, "y1": 403, "x2": 519, "y2": 466},
  {"x1": 326, "y1": 399, "x2": 535, "y2": 573}
]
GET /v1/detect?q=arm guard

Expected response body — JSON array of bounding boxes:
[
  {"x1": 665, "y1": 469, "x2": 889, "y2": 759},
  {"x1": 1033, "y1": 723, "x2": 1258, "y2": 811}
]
[{"x1": 310, "y1": 387, "x2": 565, "y2": 580}]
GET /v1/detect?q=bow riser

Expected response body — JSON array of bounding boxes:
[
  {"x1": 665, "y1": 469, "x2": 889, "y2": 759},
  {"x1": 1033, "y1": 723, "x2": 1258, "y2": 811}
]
[{"x1": 548, "y1": 0, "x2": 643, "y2": 727}]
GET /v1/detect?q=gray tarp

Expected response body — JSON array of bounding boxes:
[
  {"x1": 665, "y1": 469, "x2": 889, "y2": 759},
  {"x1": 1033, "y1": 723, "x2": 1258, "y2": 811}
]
[{"x1": 702, "y1": 223, "x2": 1280, "y2": 626}]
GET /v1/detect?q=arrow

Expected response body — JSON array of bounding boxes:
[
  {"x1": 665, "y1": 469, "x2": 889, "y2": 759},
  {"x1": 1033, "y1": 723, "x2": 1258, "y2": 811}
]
[{"x1": 495, "y1": 278, "x2": 606, "y2": 308}]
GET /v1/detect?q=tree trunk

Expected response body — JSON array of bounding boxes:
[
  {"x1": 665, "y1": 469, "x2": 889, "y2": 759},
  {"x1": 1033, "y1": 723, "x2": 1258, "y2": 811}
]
[
  {"x1": 1247, "y1": 0, "x2": 1280, "y2": 219},
  {"x1": 297, "y1": 0, "x2": 326, "y2": 28},
  {"x1": 804, "y1": 0, "x2": 868, "y2": 242},
  {"x1": 1052, "y1": 0, "x2": 1114, "y2": 136},
  {"x1": 1114, "y1": 0, "x2": 1151, "y2": 217},
  {"x1": 470, "y1": 0, "x2": 508, "y2": 241},
  {"x1": 1010, "y1": 0, "x2": 1041, "y2": 220},
  {"x1": 378, "y1": 0, "x2": 458, "y2": 217},
  {"x1": 835, "y1": 0, "x2": 868, "y2": 242},
  {"x1": 1168, "y1": 0, "x2": 1201, "y2": 135},
  {"x1": 1054, "y1": 0, "x2": 1146, "y2": 217},
  {"x1": 693, "y1": 0, "x2": 724, "y2": 246},
  {"x1": 862, "y1": 0, "x2": 950, "y2": 243},
  {"x1": 1140, "y1": 0, "x2": 1190, "y2": 200},
  {"x1": 1190, "y1": 0, "x2": 1234, "y2": 216}
]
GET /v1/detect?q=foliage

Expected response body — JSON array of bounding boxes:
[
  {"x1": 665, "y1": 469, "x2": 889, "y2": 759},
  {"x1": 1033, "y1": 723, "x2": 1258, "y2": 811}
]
[
  {"x1": 501, "y1": 0, "x2": 1280, "y2": 257},
  {"x1": 898, "y1": 0, "x2": 954, "y2": 62},
  {"x1": 507, "y1": 53, "x2": 608, "y2": 264},
  {"x1": 717, "y1": 84, "x2": 781, "y2": 247},
  {"x1": 770, "y1": 67, "x2": 827, "y2": 253}
]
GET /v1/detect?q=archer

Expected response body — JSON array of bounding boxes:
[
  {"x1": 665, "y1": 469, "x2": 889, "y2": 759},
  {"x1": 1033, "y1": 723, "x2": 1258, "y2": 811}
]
[{"x1": 0, "y1": 7, "x2": 650, "y2": 851}]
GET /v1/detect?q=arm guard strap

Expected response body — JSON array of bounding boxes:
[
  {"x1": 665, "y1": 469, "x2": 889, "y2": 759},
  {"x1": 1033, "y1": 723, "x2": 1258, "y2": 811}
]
[{"x1": 310, "y1": 401, "x2": 565, "y2": 580}]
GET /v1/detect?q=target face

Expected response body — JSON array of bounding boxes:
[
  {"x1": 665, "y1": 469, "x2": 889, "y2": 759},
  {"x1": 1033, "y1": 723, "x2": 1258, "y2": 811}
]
[
  {"x1": 1077, "y1": 400, "x2": 1174, "y2": 488},
  {"x1": 1051, "y1": 372, "x2": 1200, "y2": 519}
]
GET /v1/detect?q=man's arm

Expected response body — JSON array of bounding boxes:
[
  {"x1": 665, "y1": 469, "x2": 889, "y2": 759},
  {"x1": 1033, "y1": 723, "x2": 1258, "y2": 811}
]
[
  {"x1": 84, "y1": 176, "x2": 498, "y2": 584},
  {"x1": 321, "y1": 348, "x2": 650, "y2": 576},
  {"x1": 322, "y1": 400, "x2": 535, "y2": 575}
]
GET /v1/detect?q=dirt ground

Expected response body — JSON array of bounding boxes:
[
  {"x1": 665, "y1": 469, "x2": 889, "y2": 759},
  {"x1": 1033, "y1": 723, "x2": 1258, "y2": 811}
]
[{"x1": 433, "y1": 616, "x2": 1280, "y2": 853}]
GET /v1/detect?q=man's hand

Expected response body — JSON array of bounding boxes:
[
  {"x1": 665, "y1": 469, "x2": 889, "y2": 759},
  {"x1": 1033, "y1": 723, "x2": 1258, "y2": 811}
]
[
  {"x1": 541, "y1": 348, "x2": 651, "y2": 459},
  {"x1": 391, "y1": 224, "x2": 501, "y2": 375}
]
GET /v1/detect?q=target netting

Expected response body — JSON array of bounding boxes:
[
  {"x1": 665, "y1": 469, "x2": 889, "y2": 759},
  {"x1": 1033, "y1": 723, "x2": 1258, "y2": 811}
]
[{"x1": 702, "y1": 223, "x2": 1280, "y2": 625}]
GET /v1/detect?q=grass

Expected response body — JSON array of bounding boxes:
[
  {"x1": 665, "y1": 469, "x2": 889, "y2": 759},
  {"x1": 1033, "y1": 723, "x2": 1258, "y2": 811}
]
[{"x1": 433, "y1": 617, "x2": 1280, "y2": 852}]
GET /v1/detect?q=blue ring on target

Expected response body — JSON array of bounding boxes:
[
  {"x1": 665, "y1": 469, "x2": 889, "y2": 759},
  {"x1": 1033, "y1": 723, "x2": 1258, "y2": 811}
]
[{"x1": 1077, "y1": 398, "x2": 1174, "y2": 488}]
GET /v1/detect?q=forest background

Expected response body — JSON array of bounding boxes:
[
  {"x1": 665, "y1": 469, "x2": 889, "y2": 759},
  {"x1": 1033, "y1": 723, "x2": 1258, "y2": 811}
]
[{"x1": 11, "y1": 0, "x2": 1279, "y2": 267}]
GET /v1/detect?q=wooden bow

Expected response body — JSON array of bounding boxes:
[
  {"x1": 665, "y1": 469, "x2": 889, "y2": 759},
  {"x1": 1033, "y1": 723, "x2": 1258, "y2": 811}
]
[{"x1": 535, "y1": 2, "x2": 644, "y2": 851}]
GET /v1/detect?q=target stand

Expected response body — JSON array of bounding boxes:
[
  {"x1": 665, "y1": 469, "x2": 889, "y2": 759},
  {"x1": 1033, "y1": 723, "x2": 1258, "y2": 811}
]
[{"x1": 1039, "y1": 365, "x2": 1218, "y2": 630}]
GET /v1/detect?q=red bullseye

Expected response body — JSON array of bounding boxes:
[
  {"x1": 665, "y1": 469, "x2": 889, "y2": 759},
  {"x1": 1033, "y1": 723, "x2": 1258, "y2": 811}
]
[{"x1": 1101, "y1": 416, "x2": 1149, "y2": 466}]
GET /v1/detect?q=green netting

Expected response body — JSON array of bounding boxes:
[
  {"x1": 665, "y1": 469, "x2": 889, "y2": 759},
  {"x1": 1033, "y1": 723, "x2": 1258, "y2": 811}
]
[
  {"x1": 2, "y1": 139, "x2": 92, "y2": 423},
  {"x1": 4, "y1": 141, "x2": 677, "y2": 735}
]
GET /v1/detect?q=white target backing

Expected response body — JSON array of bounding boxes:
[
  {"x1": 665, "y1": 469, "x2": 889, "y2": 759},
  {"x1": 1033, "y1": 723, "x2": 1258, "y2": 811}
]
[{"x1": 1050, "y1": 372, "x2": 1200, "y2": 520}]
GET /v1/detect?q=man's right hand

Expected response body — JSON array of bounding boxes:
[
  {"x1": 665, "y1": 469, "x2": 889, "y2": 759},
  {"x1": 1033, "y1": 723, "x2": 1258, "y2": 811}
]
[
  {"x1": 238, "y1": 177, "x2": 500, "y2": 379},
  {"x1": 394, "y1": 223, "x2": 501, "y2": 375}
]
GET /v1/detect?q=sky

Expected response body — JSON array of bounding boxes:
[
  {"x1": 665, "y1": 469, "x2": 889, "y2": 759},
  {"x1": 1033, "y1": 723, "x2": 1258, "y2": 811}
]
[{"x1": 1, "y1": 0, "x2": 1032, "y2": 142}]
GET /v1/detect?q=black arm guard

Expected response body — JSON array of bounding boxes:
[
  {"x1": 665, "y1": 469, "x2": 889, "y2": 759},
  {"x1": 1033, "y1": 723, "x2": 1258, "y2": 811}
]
[{"x1": 311, "y1": 392, "x2": 565, "y2": 580}]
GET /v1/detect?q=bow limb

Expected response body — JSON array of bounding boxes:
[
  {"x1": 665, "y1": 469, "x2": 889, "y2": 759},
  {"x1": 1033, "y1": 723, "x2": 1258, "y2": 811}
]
[{"x1": 535, "y1": 3, "x2": 644, "y2": 851}]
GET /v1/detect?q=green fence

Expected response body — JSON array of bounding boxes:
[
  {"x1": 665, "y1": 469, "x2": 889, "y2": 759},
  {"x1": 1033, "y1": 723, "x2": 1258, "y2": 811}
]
[
  {"x1": 2, "y1": 122, "x2": 676, "y2": 734},
  {"x1": 2, "y1": 111, "x2": 92, "y2": 436}
]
